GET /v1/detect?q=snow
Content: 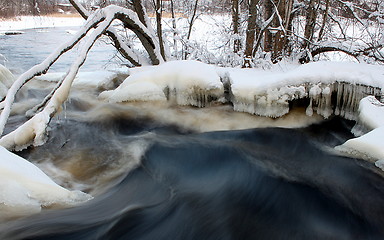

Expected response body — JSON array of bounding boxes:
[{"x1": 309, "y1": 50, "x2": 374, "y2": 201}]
[
  {"x1": 0, "y1": 146, "x2": 92, "y2": 220},
  {"x1": 34, "y1": 71, "x2": 123, "y2": 90},
  {"x1": 335, "y1": 96, "x2": 384, "y2": 168},
  {"x1": 0, "y1": 65, "x2": 15, "y2": 99},
  {"x1": 97, "y1": 60, "x2": 384, "y2": 120},
  {"x1": 358, "y1": 96, "x2": 384, "y2": 129},
  {"x1": 227, "y1": 61, "x2": 384, "y2": 118},
  {"x1": 336, "y1": 127, "x2": 384, "y2": 161},
  {"x1": 0, "y1": 16, "x2": 84, "y2": 31},
  {"x1": 99, "y1": 60, "x2": 224, "y2": 107}
]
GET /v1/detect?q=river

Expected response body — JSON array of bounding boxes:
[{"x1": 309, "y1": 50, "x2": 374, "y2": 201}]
[{"x1": 0, "y1": 27, "x2": 384, "y2": 239}]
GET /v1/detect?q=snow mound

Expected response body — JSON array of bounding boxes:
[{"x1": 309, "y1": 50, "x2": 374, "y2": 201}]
[
  {"x1": 336, "y1": 127, "x2": 384, "y2": 161},
  {"x1": 358, "y1": 96, "x2": 384, "y2": 129},
  {"x1": 0, "y1": 146, "x2": 92, "y2": 220},
  {"x1": 0, "y1": 65, "x2": 15, "y2": 99},
  {"x1": 335, "y1": 96, "x2": 384, "y2": 168},
  {"x1": 99, "y1": 60, "x2": 224, "y2": 107}
]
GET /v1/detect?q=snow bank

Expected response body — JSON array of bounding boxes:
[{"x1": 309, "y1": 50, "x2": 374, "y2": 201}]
[
  {"x1": 0, "y1": 146, "x2": 92, "y2": 220},
  {"x1": 0, "y1": 16, "x2": 84, "y2": 31},
  {"x1": 99, "y1": 60, "x2": 224, "y2": 107},
  {"x1": 358, "y1": 96, "x2": 384, "y2": 129},
  {"x1": 336, "y1": 127, "x2": 384, "y2": 161},
  {"x1": 228, "y1": 61, "x2": 384, "y2": 118},
  {"x1": 335, "y1": 96, "x2": 384, "y2": 168},
  {"x1": 0, "y1": 65, "x2": 15, "y2": 99}
]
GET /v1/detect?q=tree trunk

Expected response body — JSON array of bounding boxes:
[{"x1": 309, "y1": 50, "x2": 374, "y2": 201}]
[
  {"x1": 170, "y1": 0, "x2": 178, "y2": 58},
  {"x1": 303, "y1": 0, "x2": 318, "y2": 49},
  {"x1": 318, "y1": 0, "x2": 330, "y2": 41},
  {"x1": 155, "y1": 0, "x2": 166, "y2": 60},
  {"x1": 264, "y1": 0, "x2": 294, "y2": 63},
  {"x1": 232, "y1": 0, "x2": 241, "y2": 53},
  {"x1": 132, "y1": 0, "x2": 149, "y2": 27},
  {"x1": 264, "y1": 0, "x2": 274, "y2": 53},
  {"x1": 184, "y1": 0, "x2": 199, "y2": 59},
  {"x1": 243, "y1": 0, "x2": 259, "y2": 67}
]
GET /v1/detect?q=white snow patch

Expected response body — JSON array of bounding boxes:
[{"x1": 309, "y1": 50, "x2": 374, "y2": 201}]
[
  {"x1": 335, "y1": 127, "x2": 384, "y2": 161},
  {"x1": 100, "y1": 60, "x2": 224, "y2": 107},
  {"x1": 0, "y1": 65, "x2": 15, "y2": 99},
  {"x1": 358, "y1": 96, "x2": 384, "y2": 130},
  {"x1": 375, "y1": 160, "x2": 384, "y2": 171},
  {"x1": 0, "y1": 146, "x2": 92, "y2": 220},
  {"x1": 335, "y1": 96, "x2": 384, "y2": 168}
]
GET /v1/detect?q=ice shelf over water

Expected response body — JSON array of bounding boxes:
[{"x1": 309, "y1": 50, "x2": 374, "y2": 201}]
[
  {"x1": 99, "y1": 61, "x2": 383, "y2": 120},
  {"x1": 226, "y1": 61, "x2": 383, "y2": 119}
]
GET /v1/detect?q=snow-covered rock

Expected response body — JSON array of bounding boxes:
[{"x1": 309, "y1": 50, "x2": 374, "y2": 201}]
[
  {"x1": 99, "y1": 60, "x2": 224, "y2": 107},
  {"x1": 0, "y1": 146, "x2": 92, "y2": 220},
  {"x1": 0, "y1": 64, "x2": 15, "y2": 99}
]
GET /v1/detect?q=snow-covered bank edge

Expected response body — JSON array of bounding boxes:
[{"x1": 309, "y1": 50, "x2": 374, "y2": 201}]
[
  {"x1": 335, "y1": 96, "x2": 384, "y2": 168},
  {"x1": 0, "y1": 146, "x2": 92, "y2": 221},
  {"x1": 98, "y1": 60, "x2": 384, "y2": 119},
  {"x1": 0, "y1": 16, "x2": 84, "y2": 31}
]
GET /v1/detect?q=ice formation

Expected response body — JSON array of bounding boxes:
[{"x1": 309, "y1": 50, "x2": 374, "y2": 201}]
[
  {"x1": 228, "y1": 62, "x2": 384, "y2": 119},
  {"x1": 99, "y1": 60, "x2": 224, "y2": 107},
  {"x1": 0, "y1": 146, "x2": 92, "y2": 220},
  {"x1": 98, "y1": 61, "x2": 383, "y2": 120},
  {"x1": 0, "y1": 64, "x2": 15, "y2": 100}
]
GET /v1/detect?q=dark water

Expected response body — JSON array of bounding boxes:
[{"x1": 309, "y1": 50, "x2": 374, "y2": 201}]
[{"x1": 1, "y1": 110, "x2": 384, "y2": 240}]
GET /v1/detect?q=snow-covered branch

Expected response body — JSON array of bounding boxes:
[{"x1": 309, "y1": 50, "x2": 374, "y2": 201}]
[
  {"x1": 0, "y1": 11, "x2": 105, "y2": 137},
  {"x1": 0, "y1": 5, "x2": 166, "y2": 150}
]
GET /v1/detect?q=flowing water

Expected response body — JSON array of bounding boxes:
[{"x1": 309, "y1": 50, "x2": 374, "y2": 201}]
[{"x1": 1, "y1": 28, "x2": 384, "y2": 239}]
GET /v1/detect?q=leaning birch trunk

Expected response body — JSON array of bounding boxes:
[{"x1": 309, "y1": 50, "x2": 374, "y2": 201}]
[
  {"x1": 69, "y1": 0, "x2": 149, "y2": 67},
  {"x1": 0, "y1": 13, "x2": 104, "y2": 136},
  {"x1": 0, "y1": 5, "x2": 164, "y2": 150}
]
